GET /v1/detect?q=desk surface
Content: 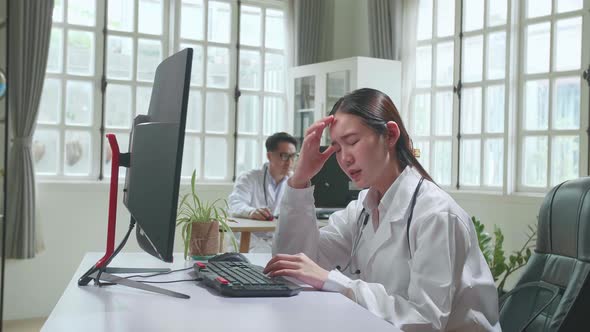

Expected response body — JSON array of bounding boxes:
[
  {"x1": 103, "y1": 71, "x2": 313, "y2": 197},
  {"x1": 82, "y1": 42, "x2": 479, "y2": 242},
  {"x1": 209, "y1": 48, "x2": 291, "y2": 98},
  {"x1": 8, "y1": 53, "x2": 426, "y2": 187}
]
[
  {"x1": 227, "y1": 217, "x2": 329, "y2": 232},
  {"x1": 42, "y1": 252, "x2": 397, "y2": 332},
  {"x1": 226, "y1": 217, "x2": 329, "y2": 253}
]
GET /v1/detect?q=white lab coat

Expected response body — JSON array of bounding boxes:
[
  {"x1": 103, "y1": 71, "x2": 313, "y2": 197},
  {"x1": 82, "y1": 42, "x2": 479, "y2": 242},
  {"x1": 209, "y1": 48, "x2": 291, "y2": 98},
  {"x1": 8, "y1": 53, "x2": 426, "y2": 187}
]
[
  {"x1": 273, "y1": 166, "x2": 501, "y2": 332},
  {"x1": 228, "y1": 163, "x2": 287, "y2": 218}
]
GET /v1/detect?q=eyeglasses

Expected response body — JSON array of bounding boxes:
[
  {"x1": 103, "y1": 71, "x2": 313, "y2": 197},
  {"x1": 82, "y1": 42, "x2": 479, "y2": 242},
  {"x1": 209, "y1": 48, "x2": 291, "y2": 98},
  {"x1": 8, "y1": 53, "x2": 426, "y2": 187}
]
[{"x1": 276, "y1": 152, "x2": 298, "y2": 161}]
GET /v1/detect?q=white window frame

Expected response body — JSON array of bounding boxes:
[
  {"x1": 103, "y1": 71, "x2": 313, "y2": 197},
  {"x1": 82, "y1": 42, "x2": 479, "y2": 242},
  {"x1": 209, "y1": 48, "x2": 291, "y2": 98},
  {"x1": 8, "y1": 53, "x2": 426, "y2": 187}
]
[
  {"x1": 515, "y1": 0, "x2": 590, "y2": 193},
  {"x1": 235, "y1": 0, "x2": 288, "y2": 178},
  {"x1": 36, "y1": 0, "x2": 105, "y2": 181},
  {"x1": 37, "y1": 0, "x2": 289, "y2": 184},
  {"x1": 173, "y1": 0, "x2": 238, "y2": 183},
  {"x1": 411, "y1": 0, "x2": 457, "y2": 188},
  {"x1": 409, "y1": 0, "x2": 590, "y2": 195},
  {"x1": 457, "y1": 0, "x2": 511, "y2": 192},
  {"x1": 104, "y1": 0, "x2": 171, "y2": 180}
]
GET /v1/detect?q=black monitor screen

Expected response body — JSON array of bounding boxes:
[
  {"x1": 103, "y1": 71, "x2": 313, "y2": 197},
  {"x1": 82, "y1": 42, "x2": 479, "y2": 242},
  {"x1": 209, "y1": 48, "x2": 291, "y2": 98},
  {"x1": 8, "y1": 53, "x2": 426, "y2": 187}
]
[
  {"x1": 311, "y1": 146, "x2": 360, "y2": 208},
  {"x1": 123, "y1": 48, "x2": 192, "y2": 263}
]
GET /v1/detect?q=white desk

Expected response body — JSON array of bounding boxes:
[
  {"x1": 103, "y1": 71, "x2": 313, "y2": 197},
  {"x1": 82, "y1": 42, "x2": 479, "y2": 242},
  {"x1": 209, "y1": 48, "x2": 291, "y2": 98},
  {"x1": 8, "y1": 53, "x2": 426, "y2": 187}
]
[{"x1": 42, "y1": 252, "x2": 398, "y2": 332}]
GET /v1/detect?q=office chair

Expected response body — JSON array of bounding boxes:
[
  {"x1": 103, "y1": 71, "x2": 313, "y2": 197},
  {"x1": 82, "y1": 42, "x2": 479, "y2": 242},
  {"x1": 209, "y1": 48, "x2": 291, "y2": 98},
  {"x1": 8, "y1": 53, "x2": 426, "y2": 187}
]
[{"x1": 499, "y1": 177, "x2": 590, "y2": 332}]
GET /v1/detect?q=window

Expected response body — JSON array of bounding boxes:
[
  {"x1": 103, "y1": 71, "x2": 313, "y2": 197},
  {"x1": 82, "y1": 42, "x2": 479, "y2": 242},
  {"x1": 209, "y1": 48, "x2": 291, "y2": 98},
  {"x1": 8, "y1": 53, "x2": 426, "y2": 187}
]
[
  {"x1": 235, "y1": 5, "x2": 287, "y2": 176},
  {"x1": 410, "y1": 0, "x2": 589, "y2": 193},
  {"x1": 36, "y1": 0, "x2": 101, "y2": 177},
  {"x1": 412, "y1": 0, "x2": 456, "y2": 187},
  {"x1": 176, "y1": 0, "x2": 235, "y2": 182},
  {"x1": 518, "y1": 0, "x2": 586, "y2": 191},
  {"x1": 105, "y1": 0, "x2": 167, "y2": 179},
  {"x1": 459, "y1": 0, "x2": 508, "y2": 190},
  {"x1": 36, "y1": 0, "x2": 288, "y2": 182}
]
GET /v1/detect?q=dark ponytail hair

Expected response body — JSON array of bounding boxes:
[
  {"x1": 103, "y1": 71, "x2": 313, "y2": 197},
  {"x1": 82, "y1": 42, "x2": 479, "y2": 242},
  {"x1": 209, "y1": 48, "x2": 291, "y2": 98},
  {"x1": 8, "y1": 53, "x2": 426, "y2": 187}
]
[{"x1": 329, "y1": 88, "x2": 433, "y2": 182}]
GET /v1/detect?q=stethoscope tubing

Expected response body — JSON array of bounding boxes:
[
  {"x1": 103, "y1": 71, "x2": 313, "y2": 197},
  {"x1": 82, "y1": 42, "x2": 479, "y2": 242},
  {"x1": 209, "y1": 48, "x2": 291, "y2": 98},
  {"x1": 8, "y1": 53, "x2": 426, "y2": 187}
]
[
  {"x1": 338, "y1": 177, "x2": 425, "y2": 275},
  {"x1": 262, "y1": 164, "x2": 269, "y2": 206}
]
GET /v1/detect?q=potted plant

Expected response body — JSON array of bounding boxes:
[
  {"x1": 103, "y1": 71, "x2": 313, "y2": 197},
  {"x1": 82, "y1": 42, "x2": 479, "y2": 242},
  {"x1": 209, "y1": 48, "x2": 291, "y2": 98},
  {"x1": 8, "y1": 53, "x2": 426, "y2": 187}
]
[
  {"x1": 471, "y1": 216, "x2": 537, "y2": 295},
  {"x1": 176, "y1": 170, "x2": 238, "y2": 259}
]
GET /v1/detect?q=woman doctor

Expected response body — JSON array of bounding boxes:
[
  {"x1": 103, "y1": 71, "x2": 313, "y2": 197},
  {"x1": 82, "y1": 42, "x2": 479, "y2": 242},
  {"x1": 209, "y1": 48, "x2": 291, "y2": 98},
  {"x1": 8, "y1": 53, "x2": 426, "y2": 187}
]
[{"x1": 264, "y1": 88, "x2": 501, "y2": 331}]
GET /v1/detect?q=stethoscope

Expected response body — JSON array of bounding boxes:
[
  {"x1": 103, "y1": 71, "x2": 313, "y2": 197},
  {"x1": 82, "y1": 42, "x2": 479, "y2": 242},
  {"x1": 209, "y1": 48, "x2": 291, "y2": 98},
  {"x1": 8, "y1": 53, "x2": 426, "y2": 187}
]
[
  {"x1": 337, "y1": 177, "x2": 425, "y2": 275},
  {"x1": 262, "y1": 164, "x2": 269, "y2": 206}
]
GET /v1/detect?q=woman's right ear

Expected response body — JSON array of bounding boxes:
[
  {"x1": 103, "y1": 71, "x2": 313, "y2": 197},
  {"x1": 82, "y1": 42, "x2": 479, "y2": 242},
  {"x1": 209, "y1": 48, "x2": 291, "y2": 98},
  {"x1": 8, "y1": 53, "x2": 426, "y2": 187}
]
[{"x1": 385, "y1": 121, "x2": 400, "y2": 147}]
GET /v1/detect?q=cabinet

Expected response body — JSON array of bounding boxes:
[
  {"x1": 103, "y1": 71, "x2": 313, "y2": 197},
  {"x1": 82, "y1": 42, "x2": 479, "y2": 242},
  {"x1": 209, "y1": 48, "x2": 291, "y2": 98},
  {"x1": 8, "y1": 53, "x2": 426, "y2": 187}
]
[{"x1": 288, "y1": 56, "x2": 402, "y2": 146}]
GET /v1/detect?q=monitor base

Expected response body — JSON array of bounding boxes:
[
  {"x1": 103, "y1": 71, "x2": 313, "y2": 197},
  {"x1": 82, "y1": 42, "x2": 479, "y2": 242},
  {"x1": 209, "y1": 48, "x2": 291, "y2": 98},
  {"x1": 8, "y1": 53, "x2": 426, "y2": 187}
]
[
  {"x1": 88, "y1": 270, "x2": 189, "y2": 299},
  {"x1": 104, "y1": 267, "x2": 170, "y2": 274},
  {"x1": 77, "y1": 134, "x2": 189, "y2": 299}
]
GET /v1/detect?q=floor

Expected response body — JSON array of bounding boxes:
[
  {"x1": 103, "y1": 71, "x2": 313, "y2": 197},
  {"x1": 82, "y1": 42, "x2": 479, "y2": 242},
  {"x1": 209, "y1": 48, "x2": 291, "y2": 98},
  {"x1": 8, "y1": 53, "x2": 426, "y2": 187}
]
[{"x1": 3, "y1": 317, "x2": 47, "y2": 332}]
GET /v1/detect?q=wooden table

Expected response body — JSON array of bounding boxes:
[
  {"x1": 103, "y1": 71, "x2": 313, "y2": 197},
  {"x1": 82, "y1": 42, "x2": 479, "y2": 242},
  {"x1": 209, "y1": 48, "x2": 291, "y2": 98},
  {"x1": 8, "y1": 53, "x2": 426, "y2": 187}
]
[{"x1": 226, "y1": 217, "x2": 329, "y2": 253}]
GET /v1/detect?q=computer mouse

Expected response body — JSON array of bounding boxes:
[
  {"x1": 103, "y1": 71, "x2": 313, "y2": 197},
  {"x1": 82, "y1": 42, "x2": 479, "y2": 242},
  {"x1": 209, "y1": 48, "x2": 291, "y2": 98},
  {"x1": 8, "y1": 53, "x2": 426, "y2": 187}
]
[{"x1": 208, "y1": 252, "x2": 250, "y2": 263}]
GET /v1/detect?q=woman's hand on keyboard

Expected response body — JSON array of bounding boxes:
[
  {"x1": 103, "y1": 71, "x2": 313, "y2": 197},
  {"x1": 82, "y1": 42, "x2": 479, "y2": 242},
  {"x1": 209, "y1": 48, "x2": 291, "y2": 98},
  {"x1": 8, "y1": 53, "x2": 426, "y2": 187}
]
[{"x1": 263, "y1": 253, "x2": 329, "y2": 289}]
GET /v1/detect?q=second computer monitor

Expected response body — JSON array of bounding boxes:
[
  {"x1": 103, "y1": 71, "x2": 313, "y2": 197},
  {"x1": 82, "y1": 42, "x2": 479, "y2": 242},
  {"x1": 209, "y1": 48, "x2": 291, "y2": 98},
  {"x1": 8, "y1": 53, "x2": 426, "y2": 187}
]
[{"x1": 311, "y1": 146, "x2": 360, "y2": 208}]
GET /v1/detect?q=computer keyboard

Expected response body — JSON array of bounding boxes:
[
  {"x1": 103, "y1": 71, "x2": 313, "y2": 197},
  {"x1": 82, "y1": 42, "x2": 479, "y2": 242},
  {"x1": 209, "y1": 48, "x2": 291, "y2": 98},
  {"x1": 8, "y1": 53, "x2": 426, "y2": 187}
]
[
  {"x1": 194, "y1": 261, "x2": 302, "y2": 297},
  {"x1": 315, "y1": 207, "x2": 342, "y2": 219}
]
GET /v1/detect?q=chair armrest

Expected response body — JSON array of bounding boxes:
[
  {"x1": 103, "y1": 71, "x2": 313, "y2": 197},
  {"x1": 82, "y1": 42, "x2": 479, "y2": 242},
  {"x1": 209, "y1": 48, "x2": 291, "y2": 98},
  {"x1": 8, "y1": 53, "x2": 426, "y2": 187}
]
[{"x1": 499, "y1": 281, "x2": 560, "y2": 332}]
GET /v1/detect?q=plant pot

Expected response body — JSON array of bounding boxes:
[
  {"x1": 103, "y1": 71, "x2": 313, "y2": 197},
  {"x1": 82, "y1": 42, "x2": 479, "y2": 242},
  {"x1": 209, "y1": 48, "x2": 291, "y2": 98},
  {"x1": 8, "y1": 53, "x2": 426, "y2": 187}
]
[{"x1": 189, "y1": 220, "x2": 220, "y2": 257}]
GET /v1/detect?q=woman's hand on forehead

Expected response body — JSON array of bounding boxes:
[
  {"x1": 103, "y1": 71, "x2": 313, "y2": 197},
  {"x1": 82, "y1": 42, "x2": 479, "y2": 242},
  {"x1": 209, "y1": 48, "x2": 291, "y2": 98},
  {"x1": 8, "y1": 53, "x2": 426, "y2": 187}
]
[
  {"x1": 288, "y1": 116, "x2": 336, "y2": 188},
  {"x1": 303, "y1": 116, "x2": 336, "y2": 152},
  {"x1": 305, "y1": 115, "x2": 334, "y2": 137}
]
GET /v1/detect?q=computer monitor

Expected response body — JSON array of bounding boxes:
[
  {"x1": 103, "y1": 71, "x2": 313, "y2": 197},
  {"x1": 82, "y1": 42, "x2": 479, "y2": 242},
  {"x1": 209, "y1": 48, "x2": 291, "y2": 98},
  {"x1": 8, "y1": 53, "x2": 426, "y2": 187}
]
[
  {"x1": 311, "y1": 146, "x2": 360, "y2": 209},
  {"x1": 78, "y1": 48, "x2": 192, "y2": 299},
  {"x1": 124, "y1": 48, "x2": 192, "y2": 263}
]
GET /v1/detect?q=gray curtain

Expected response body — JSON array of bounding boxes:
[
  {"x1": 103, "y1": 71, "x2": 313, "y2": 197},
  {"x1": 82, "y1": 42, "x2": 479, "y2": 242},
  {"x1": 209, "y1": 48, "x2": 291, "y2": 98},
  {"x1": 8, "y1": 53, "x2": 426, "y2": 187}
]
[
  {"x1": 292, "y1": 0, "x2": 328, "y2": 66},
  {"x1": 6, "y1": 0, "x2": 53, "y2": 258},
  {"x1": 368, "y1": 0, "x2": 402, "y2": 60}
]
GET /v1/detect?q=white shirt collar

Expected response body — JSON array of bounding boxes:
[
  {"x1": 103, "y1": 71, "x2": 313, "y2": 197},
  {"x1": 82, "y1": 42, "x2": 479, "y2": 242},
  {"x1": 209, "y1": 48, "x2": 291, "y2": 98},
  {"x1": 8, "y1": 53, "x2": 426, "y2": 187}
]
[
  {"x1": 362, "y1": 166, "x2": 422, "y2": 224},
  {"x1": 264, "y1": 163, "x2": 288, "y2": 190}
]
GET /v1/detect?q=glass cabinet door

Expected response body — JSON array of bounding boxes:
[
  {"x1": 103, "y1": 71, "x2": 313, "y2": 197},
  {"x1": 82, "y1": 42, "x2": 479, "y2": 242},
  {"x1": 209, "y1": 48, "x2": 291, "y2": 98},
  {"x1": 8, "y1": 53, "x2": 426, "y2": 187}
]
[
  {"x1": 324, "y1": 70, "x2": 350, "y2": 143},
  {"x1": 293, "y1": 76, "x2": 315, "y2": 147},
  {"x1": 326, "y1": 70, "x2": 350, "y2": 115}
]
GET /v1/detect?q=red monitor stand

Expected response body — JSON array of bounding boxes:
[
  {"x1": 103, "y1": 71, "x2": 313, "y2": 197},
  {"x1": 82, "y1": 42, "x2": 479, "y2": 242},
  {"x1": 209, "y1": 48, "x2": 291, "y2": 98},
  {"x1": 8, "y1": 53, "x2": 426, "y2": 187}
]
[{"x1": 77, "y1": 134, "x2": 189, "y2": 299}]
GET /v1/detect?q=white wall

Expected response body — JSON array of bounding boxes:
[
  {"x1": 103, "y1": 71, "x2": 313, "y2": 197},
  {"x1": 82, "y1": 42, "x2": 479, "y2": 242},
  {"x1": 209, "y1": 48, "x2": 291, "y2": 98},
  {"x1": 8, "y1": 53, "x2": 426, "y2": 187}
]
[
  {"x1": 329, "y1": 0, "x2": 371, "y2": 60},
  {"x1": 452, "y1": 193, "x2": 544, "y2": 289},
  {"x1": 3, "y1": 183, "x2": 544, "y2": 320},
  {"x1": 4, "y1": 182, "x2": 233, "y2": 320},
  {"x1": 4, "y1": 0, "x2": 545, "y2": 320}
]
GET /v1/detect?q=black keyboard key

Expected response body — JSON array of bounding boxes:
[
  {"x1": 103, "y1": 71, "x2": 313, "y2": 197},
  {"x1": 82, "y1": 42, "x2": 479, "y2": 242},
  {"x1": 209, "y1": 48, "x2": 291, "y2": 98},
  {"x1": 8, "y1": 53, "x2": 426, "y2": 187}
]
[{"x1": 194, "y1": 261, "x2": 302, "y2": 297}]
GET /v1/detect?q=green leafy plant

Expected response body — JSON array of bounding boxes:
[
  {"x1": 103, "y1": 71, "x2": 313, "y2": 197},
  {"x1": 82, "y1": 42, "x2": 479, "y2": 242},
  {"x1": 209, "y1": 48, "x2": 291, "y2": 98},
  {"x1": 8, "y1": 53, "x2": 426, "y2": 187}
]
[
  {"x1": 176, "y1": 170, "x2": 238, "y2": 258},
  {"x1": 472, "y1": 216, "x2": 537, "y2": 294}
]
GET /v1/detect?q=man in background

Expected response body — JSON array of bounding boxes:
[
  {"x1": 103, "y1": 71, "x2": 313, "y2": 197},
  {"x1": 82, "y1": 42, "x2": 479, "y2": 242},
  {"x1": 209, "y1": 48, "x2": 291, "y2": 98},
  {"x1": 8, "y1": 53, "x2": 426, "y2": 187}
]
[{"x1": 228, "y1": 132, "x2": 297, "y2": 251}]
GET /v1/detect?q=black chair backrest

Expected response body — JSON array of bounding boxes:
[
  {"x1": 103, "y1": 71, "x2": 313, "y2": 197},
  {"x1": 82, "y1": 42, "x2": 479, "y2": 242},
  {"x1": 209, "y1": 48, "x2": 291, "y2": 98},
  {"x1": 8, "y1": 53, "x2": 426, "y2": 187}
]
[{"x1": 499, "y1": 177, "x2": 590, "y2": 332}]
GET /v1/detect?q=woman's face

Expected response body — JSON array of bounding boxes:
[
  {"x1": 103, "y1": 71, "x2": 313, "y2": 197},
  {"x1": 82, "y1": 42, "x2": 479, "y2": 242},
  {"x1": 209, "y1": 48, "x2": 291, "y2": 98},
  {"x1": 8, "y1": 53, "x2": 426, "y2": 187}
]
[{"x1": 329, "y1": 112, "x2": 396, "y2": 192}]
